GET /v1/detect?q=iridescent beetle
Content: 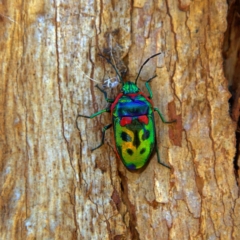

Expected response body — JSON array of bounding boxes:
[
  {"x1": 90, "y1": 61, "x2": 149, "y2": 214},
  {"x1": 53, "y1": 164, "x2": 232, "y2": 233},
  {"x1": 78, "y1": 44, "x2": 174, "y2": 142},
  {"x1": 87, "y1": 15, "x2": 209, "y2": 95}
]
[{"x1": 77, "y1": 53, "x2": 176, "y2": 170}]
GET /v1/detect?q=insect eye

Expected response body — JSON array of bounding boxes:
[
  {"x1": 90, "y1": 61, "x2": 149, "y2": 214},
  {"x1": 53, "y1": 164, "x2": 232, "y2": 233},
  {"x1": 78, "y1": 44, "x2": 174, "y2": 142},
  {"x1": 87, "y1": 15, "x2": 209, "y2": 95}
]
[{"x1": 121, "y1": 132, "x2": 132, "y2": 142}]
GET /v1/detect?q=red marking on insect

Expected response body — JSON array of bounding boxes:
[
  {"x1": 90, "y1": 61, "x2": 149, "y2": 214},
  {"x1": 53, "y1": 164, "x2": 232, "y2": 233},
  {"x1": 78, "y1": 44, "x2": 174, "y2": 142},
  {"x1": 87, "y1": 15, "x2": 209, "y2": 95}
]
[
  {"x1": 127, "y1": 93, "x2": 138, "y2": 98},
  {"x1": 120, "y1": 117, "x2": 132, "y2": 126},
  {"x1": 138, "y1": 92, "x2": 154, "y2": 106},
  {"x1": 111, "y1": 93, "x2": 124, "y2": 112},
  {"x1": 138, "y1": 115, "x2": 149, "y2": 124}
]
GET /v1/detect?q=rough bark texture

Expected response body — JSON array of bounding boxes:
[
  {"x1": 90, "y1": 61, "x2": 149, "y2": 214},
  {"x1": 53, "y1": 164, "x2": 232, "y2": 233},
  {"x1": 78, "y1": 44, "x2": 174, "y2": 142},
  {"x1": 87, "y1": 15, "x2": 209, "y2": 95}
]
[
  {"x1": 0, "y1": 0, "x2": 239, "y2": 239},
  {"x1": 223, "y1": 0, "x2": 240, "y2": 190}
]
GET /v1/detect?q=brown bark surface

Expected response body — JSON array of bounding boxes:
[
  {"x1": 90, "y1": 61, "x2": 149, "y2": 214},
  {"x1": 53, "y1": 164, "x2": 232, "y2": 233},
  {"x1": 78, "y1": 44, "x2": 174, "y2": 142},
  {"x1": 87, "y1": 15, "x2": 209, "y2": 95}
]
[{"x1": 0, "y1": 0, "x2": 239, "y2": 239}]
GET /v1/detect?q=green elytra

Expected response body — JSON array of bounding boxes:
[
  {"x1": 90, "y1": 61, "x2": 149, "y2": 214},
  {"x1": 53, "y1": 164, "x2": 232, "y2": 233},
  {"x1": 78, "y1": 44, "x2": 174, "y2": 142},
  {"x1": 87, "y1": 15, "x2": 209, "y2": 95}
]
[{"x1": 77, "y1": 53, "x2": 176, "y2": 170}]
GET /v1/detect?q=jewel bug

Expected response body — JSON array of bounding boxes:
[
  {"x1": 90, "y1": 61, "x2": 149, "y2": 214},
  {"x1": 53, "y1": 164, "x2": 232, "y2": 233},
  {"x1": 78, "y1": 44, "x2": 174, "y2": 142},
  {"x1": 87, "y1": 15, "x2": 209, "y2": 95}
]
[{"x1": 77, "y1": 53, "x2": 176, "y2": 171}]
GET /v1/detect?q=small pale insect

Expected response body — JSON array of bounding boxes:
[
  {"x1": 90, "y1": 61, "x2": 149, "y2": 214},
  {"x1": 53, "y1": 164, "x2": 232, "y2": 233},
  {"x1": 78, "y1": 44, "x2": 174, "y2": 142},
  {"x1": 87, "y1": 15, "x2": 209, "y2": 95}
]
[{"x1": 102, "y1": 76, "x2": 120, "y2": 89}]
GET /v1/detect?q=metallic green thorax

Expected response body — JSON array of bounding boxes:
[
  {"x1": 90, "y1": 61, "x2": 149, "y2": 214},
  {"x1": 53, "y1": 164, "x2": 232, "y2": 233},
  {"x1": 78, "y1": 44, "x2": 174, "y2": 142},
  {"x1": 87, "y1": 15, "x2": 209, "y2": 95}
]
[{"x1": 121, "y1": 82, "x2": 140, "y2": 94}]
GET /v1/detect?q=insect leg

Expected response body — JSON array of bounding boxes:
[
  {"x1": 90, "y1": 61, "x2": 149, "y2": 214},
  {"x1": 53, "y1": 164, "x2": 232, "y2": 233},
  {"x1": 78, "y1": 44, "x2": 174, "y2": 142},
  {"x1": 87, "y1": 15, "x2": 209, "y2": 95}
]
[
  {"x1": 91, "y1": 123, "x2": 113, "y2": 151},
  {"x1": 155, "y1": 142, "x2": 171, "y2": 169},
  {"x1": 145, "y1": 75, "x2": 157, "y2": 99},
  {"x1": 154, "y1": 107, "x2": 176, "y2": 124},
  {"x1": 95, "y1": 84, "x2": 114, "y2": 103},
  {"x1": 76, "y1": 108, "x2": 110, "y2": 131},
  {"x1": 98, "y1": 54, "x2": 123, "y2": 84},
  {"x1": 77, "y1": 108, "x2": 109, "y2": 119}
]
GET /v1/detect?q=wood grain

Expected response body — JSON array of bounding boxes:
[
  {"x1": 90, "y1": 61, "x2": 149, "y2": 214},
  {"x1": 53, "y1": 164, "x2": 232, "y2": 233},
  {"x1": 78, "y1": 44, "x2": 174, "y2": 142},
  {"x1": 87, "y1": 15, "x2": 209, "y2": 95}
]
[{"x1": 0, "y1": 0, "x2": 239, "y2": 239}]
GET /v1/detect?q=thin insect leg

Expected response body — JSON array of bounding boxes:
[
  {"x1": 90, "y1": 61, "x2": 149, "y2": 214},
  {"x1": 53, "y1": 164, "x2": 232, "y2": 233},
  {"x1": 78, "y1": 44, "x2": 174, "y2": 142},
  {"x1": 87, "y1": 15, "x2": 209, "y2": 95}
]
[
  {"x1": 82, "y1": 71, "x2": 101, "y2": 84},
  {"x1": 91, "y1": 123, "x2": 113, "y2": 151},
  {"x1": 135, "y1": 52, "x2": 161, "y2": 85},
  {"x1": 98, "y1": 54, "x2": 123, "y2": 84},
  {"x1": 109, "y1": 34, "x2": 118, "y2": 71},
  {"x1": 154, "y1": 107, "x2": 176, "y2": 124},
  {"x1": 78, "y1": 108, "x2": 109, "y2": 119},
  {"x1": 95, "y1": 84, "x2": 114, "y2": 103},
  {"x1": 76, "y1": 108, "x2": 110, "y2": 131},
  {"x1": 155, "y1": 142, "x2": 171, "y2": 169},
  {"x1": 145, "y1": 75, "x2": 157, "y2": 99}
]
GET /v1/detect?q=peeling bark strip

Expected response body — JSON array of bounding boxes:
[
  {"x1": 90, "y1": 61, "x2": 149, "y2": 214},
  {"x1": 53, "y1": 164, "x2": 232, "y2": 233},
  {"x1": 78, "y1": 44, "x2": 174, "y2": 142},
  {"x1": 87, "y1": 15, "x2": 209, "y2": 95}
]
[{"x1": 0, "y1": 0, "x2": 239, "y2": 240}]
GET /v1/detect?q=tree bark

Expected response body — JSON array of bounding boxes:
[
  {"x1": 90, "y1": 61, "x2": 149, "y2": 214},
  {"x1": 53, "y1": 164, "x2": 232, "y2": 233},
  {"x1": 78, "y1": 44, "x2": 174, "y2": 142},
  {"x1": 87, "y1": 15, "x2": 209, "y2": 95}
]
[{"x1": 0, "y1": 0, "x2": 239, "y2": 239}]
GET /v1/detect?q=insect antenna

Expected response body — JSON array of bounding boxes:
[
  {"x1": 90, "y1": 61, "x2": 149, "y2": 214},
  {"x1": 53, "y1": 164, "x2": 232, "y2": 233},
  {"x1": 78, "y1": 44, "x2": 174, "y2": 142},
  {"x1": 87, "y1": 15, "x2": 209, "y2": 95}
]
[
  {"x1": 98, "y1": 54, "x2": 123, "y2": 84},
  {"x1": 82, "y1": 71, "x2": 101, "y2": 84},
  {"x1": 135, "y1": 52, "x2": 161, "y2": 85}
]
